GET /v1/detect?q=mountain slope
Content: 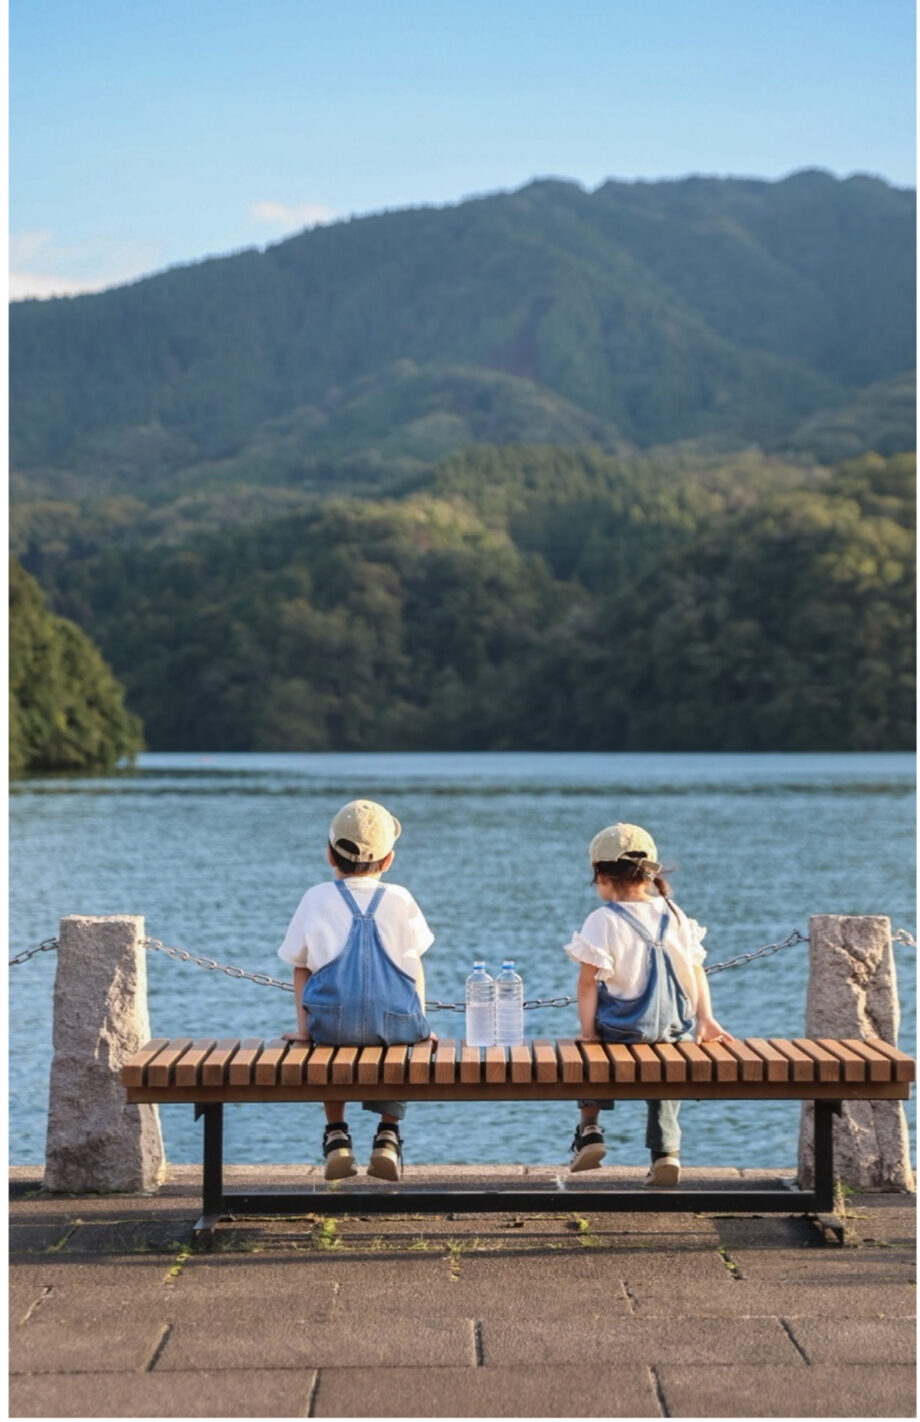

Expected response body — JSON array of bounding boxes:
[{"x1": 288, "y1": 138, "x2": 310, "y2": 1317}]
[{"x1": 11, "y1": 171, "x2": 914, "y2": 498}]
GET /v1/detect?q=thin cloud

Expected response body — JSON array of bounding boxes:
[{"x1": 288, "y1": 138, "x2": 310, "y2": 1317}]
[
  {"x1": 10, "y1": 230, "x2": 162, "y2": 301},
  {"x1": 249, "y1": 201, "x2": 336, "y2": 230}
]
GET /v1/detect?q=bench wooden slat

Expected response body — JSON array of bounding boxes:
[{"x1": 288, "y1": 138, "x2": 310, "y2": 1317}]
[
  {"x1": 227, "y1": 1038, "x2": 266, "y2": 1086},
  {"x1": 699, "y1": 1041, "x2": 739, "y2": 1082},
  {"x1": 331, "y1": 1046, "x2": 358, "y2": 1085},
  {"x1": 460, "y1": 1044, "x2": 482, "y2": 1083},
  {"x1": 484, "y1": 1046, "x2": 507, "y2": 1084},
  {"x1": 632, "y1": 1044, "x2": 662, "y2": 1083},
  {"x1": 675, "y1": 1041, "x2": 713, "y2": 1083},
  {"x1": 653, "y1": 1043, "x2": 687, "y2": 1083},
  {"x1": 746, "y1": 1038, "x2": 790, "y2": 1083},
  {"x1": 202, "y1": 1038, "x2": 243, "y2": 1086},
  {"x1": 557, "y1": 1040, "x2": 584, "y2": 1084},
  {"x1": 792, "y1": 1038, "x2": 841, "y2": 1083},
  {"x1": 605, "y1": 1043, "x2": 636, "y2": 1082},
  {"x1": 816, "y1": 1038, "x2": 866, "y2": 1083},
  {"x1": 433, "y1": 1038, "x2": 456, "y2": 1084},
  {"x1": 579, "y1": 1041, "x2": 610, "y2": 1083},
  {"x1": 721, "y1": 1039, "x2": 764, "y2": 1081},
  {"x1": 174, "y1": 1038, "x2": 218, "y2": 1087},
  {"x1": 839, "y1": 1038, "x2": 895, "y2": 1082},
  {"x1": 383, "y1": 1045, "x2": 408, "y2": 1086},
  {"x1": 254, "y1": 1038, "x2": 290, "y2": 1086},
  {"x1": 767, "y1": 1038, "x2": 816, "y2": 1083},
  {"x1": 306, "y1": 1045, "x2": 334, "y2": 1085},
  {"x1": 859, "y1": 1038, "x2": 915, "y2": 1082},
  {"x1": 121, "y1": 1038, "x2": 171, "y2": 1088},
  {"x1": 509, "y1": 1042, "x2": 532, "y2": 1083},
  {"x1": 533, "y1": 1038, "x2": 559, "y2": 1084},
  {"x1": 408, "y1": 1040, "x2": 432, "y2": 1084},
  {"x1": 357, "y1": 1046, "x2": 383, "y2": 1086},
  {"x1": 148, "y1": 1038, "x2": 194, "y2": 1089},
  {"x1": 281, "y1": 1042, "x2": 311, "y2": 1085}
]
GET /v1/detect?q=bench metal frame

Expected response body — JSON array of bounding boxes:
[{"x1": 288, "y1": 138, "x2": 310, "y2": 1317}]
[{"x1": 190, "y1": 1096, "x2": 845, "y2": 1247}]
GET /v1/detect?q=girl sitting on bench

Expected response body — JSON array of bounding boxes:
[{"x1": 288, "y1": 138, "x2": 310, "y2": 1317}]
[{"x1": 564, "y1": 822, "x2": 732, "y2": 1185}]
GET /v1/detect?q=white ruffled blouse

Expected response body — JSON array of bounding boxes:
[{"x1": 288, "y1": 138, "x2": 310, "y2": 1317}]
[{"x1": 564, "y1": 896, "x2": 707, "y2": 1013}]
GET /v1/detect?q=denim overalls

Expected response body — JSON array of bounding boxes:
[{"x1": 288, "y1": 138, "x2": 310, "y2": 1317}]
[
  {"x1": 580, "y1": 901, "x2": 695, "y2": 1157},
  {"x1": 302, "y1": 880, "x2": 431, "y2": 1121}
]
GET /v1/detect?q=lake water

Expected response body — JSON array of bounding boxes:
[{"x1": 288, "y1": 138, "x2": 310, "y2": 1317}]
[{"x1": 9, "y1": 752, "x2": 916, "y2": 1171}]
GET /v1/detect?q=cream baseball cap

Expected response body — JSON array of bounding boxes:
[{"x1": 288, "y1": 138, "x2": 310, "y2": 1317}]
[
  {"x1": 588, "y1": 822, "x2": 661, "y2": 872},
  {"x1": 329, "y1": 799, "x2": 402, "y2": 863}
]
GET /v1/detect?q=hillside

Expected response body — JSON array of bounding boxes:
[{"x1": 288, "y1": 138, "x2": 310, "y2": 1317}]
[
  {"x1": 9, "y1": 558, "x2": 143, "y2": 775},
  {"x1": 29, "y1": 447, "x2": 915, "y2": 754},
  {"x1": 10, "y1": 171, "x2": 915, "y2": 501}
]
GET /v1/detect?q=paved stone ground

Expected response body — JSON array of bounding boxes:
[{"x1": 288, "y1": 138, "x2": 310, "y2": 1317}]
[{"x1": 9, "y1": 1164, "x2": 916, "y2": 1418}]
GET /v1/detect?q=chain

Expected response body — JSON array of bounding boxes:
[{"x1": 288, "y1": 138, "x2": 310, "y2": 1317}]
[
  {"x1": 426, "y1": 995, "x2": 577, "y2": 1013},
  {"x1": 7, "y1": 937, "x2": 59, "y2": 966},
  {"x1": 144, "y1": 937, "x2": 295, "y2": 991},
  {"x1": 702, "y1": 928, "x2": 807, "y2": 976},
  {"x1": 9, "y1": 926, "x2": 914, "y2": 1003}
]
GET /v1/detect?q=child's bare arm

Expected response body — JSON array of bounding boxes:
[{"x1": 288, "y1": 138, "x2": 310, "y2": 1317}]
[
  {"x1": 576, "y1": 961, "x2": 600, "y2": 1040},
  {"x1": 283, "y1": 966, "x2": 312, "y2": 1042},
  {"x1": 415, "y1": 963, "x2": 438, "y2": 1044},
  {"x1": 692, "y1": 963, "x2": 733, "y2": 1044}
]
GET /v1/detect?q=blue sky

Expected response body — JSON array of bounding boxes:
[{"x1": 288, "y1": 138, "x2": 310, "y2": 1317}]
[{"x1": 9, "y1": 0, "x2": 917, "y2": 299}]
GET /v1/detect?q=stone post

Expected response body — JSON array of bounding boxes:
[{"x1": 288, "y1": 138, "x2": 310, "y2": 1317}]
[
  {"x1": 798, "y1": 914, "x2": 914, "y2": 1191},
  {"x1": 44, "y1": 915, "x2": 166, "y2": 1192}
]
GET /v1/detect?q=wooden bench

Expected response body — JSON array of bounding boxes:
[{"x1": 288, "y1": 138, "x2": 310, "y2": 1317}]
[{"x1": 122, "y1": 1034, "x2": 915, "y2": 1245}]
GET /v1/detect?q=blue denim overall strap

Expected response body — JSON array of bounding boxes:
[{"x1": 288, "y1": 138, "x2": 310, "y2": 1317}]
[
  {"x1": 594, "y1": 901, "x2": 694, "y2": 1045},
  {"x1": 302, "y1": 880, "x2": 430, "y2": 1047}
]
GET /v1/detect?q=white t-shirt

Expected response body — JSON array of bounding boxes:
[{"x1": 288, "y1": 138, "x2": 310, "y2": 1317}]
[
  {"x1": 278, "y1": 876, "x2": 434, "y2": 979},
  {"x1": 564, "y1": 896, "x2": 707, "y2": 1013}
]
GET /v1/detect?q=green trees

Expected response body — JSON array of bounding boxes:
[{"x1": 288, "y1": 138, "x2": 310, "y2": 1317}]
[
  {"x1": 9, "y1": 558, "x2": 143, "y2": 775},
  {"x1": 10, "y1": 172, "x2": 915, "y2": 495},
  {"x1": 29, "y1": 448, "x2": 914, "y2": 755}
]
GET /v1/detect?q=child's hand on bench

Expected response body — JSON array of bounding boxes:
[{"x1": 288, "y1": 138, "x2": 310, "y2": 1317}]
[
  {"x1": 282, "y1": 1029, "x2": 313, "y2": 1044},
  {"x1": 695, "y1": 1016, "x2": 733, "y2": 1045}
]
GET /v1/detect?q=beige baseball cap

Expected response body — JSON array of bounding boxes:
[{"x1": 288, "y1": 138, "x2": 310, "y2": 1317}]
[
  {"x1": 329, "y1": 799, "x2": 402, "y2": 863},
  {"x1": 588, "y1": 822, "x2": 661, "y2": 872}
]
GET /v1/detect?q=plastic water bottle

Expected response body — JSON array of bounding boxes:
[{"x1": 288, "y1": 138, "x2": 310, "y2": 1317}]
[
  {"x1": 494, "y1": 960, "x2": 524, "y2": 1047},
  {"x1": 465, "y1": 962, "x2": 495, "y2": 1047}
]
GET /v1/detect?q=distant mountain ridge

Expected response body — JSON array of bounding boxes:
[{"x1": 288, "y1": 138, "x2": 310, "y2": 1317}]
[{"x1": 10, "y1": 169, "x2": 916, "y2": 498}]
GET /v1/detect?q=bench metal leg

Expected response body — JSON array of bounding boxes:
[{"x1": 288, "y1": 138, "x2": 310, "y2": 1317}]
[
  {"x1": 813, "y1": 1099, "x2": 841, "y2": 1210},
  {"x1": 193, "y1": 1103, "x2": 225, "y2": 1247},
  {"x1": 812, "y1": 1098, "x2": 845, "y2": 1242}
]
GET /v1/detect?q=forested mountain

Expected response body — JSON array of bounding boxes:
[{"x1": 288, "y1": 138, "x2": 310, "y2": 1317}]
[
  {"x1": 28, "y1": 448, "x2": 914, "y2": 754},
  {"x1": 10, "y1": 170, "x2": 915, "y2": 500},
  {"x1": 9, "y1": 559, "x2": 143, "y2": 774},
  {"x1": 9, "y1": 172, "x2": 915, "y2": 761}
]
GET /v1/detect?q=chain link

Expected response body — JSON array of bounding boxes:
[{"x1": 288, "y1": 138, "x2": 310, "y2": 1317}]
[{"x1": 892, "y1": 927, "x2": 916, "y2": 948}]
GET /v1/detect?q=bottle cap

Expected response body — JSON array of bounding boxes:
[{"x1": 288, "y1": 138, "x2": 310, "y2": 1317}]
[
  {"x1": 473, "y1": 961, "x2": 485, "y2": 968},
  {"x1": 502, "y1": 959, "x2": 514, "y2": 968}
]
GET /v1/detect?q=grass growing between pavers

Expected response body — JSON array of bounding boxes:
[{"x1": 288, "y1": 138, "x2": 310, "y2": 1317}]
[
  {"x1": 165, "y1": 1245, "x2": 193, "y2": 1281},
  {"x1": 568, "y1": 1214, "x2": 603, "y2": 1247},
  {"x1": 44, "y1": 1220, "x2": 83, "y2": 1252},
  {"x1": 716, "y1": 1244, "x2": 743, "y2": 1279}
]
